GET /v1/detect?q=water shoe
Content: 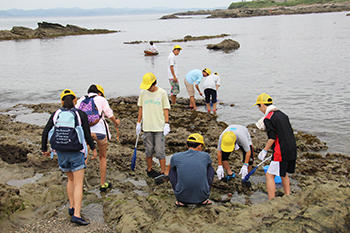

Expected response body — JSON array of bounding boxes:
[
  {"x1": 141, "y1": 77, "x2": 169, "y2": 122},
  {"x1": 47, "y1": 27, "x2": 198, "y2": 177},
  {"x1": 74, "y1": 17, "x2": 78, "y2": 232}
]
[
  {"x1": 100, "y1": 182, "x2": 112, "y2": 192},
  {"x1": 71, "y1": 215, "x2": 90, "y2": 226}
]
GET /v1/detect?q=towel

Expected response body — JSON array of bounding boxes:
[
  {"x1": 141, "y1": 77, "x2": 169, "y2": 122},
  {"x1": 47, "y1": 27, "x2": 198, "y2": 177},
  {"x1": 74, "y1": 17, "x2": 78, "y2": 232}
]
[{"x1": 255, "y1": 105, "x2": 278, "y2": 130}]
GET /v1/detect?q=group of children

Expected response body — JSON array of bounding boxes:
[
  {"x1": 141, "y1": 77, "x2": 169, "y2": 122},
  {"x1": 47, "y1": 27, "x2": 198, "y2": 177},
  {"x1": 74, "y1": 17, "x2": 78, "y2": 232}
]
[{"x1": 40, "y1": 48, "x2": 297, "y2": 225}]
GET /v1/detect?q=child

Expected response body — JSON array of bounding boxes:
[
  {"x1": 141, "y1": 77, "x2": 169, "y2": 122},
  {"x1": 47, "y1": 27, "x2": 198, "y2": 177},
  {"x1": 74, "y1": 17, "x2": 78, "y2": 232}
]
[{"x1": 202, "y1": 72, "x2": 220, "y2": 114}]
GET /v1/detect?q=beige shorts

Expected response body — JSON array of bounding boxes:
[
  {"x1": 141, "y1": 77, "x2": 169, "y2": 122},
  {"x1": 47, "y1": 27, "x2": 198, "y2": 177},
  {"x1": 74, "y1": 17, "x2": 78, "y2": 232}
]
[{"x1": 184, "y1": 79, "x2": 195, "y2": 97}]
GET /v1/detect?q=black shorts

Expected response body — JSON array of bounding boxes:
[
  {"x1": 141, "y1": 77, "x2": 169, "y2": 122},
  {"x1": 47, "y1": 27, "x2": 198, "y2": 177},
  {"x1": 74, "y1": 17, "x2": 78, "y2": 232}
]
[
  {"x1": 279, "y1": 159, "x2": 296, "y2": 177},
  {"x1": 204, "y1": 89, "x2": 217, "y2": 104},
  {"x1": 242, "y1": 145, "x2": 254, "y2": 166}
]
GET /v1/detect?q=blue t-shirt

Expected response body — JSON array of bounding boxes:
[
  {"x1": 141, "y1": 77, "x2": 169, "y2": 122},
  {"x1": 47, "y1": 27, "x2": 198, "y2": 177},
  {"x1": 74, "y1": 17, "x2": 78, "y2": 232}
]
[
  {"x1": 170, "y1": 149, "x2": 212, "y2": 204},
  {"x1": 185, "y1": 69, "x2": 203, "y2": 85}
]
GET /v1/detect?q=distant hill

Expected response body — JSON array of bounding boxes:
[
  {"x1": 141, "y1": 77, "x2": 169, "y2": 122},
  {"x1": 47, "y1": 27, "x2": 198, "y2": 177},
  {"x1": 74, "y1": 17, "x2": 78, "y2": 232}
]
[{"x1": 0, "y1": 7, "x2": 210, "y2": 17}]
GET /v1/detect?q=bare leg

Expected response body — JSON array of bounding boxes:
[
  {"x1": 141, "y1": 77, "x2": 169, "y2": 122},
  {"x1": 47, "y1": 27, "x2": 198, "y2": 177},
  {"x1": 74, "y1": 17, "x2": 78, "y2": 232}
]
[
  {"x1": 206, "y1": 103, "x2": 211, "y2": 113},
  {"x1": 66, "y1": 172, "x2": 74, "y2": 209},
  {"x1": 159, "y1": 158, "x2": 166, "y2": 174},
  {"x1": 165, "y1": 165, "x2": 170, "y2": 176},
  {"x1": 98, "y1": 143, "x2": 108, "y2": 186},
  {"x1": 171, "y1": 95, "x2": 176, "y2": 105},
  {"x1": 281, "y1": 173, "x2": 291, "y2": 196},
  {"x1": 190, "y1": 96, "x2": 197, "y2": 110},
  {"x1": 213, "y1": 102, "x2": 217, "y2": 113},
  {"x1": 266, "y1": 173, "x2": 276, "y2": 200},
  {"x1": 73, "y1": 169, "x2": 85, "y2": 218},
  {"x1": 146, "y1": 157, "x2": 153, "y2": 171},
  {"x1": 222, "y1": 160, "x2": 233, "y2": 175}
]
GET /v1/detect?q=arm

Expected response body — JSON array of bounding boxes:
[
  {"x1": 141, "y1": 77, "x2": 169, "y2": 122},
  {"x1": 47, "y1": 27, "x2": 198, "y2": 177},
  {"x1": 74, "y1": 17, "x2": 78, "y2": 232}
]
[
  {"x1": 195, "y1": 84, "x2": 203, "y2": 96},
  {"x1": 137, "y1": 107, "x2": 142, "y2": 123},
  {"x1": 163, "y1": 109, "x2": 169, "y2": 123},
  {"x1": 264, "y1": 139, "x2": 275, "y2": 152},
  {"x1": 216, "y1": 84, "x2": 220, "y2": 91},
  {"x1": 170, "y1": 65, "x2": 177, "y2": 82},
  {"x1": 41, "y1": 112, "x2": 55, "y2": 153},
  {"x1": 244, "y1": 150, "x2": 251, "y2": 164},
  {"x1": 217, "y1": 150, "x2": 223, "y2": 166}
]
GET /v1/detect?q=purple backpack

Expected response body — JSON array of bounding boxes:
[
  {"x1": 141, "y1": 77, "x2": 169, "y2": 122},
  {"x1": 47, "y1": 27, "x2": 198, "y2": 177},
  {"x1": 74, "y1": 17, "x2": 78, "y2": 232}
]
[{"x1": 78, "y1": 96, "x2": 101, "y2": 126}]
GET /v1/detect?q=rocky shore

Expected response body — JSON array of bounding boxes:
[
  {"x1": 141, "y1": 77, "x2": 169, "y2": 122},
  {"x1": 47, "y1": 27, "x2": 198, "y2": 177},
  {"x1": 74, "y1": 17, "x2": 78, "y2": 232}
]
[
  {"x1": 0, "y1": 22, "x2": 119, "y2": 41},
  {"x1": 160, "y1": 1, "x2": 350, "y2": 19},
  {"x1": 0, "y1": 97, "x2": 349, "y2": 232}
]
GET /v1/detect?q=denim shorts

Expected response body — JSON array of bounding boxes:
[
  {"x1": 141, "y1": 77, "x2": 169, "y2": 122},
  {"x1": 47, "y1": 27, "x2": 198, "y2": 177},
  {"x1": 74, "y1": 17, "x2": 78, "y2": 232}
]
[{"x1": 57, "y1": 151, "x2": 86, "y2": 172}]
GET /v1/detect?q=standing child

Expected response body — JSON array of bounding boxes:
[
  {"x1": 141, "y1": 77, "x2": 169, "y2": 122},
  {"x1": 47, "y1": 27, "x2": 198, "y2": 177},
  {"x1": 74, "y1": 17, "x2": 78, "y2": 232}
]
[
  {"x1": 202, "y1": 72, "x2": 220, "y2": 114},
  {"x1": 136, "y1": 73, "x2": 171, "y2": 178},
  {"x1": 41, "y1": 89, "x2": 97, "y2": 226},
  {"x1": 168, "y1": 45, "x2": 182, "y2": 105},
  {"x1": 254, "y1": 93, "x2": 297, "y2": 200}
]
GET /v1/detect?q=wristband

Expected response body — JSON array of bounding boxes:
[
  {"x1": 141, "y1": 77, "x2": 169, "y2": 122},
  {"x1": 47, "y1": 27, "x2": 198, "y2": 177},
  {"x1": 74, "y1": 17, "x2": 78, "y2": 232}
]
[{"x1": 243, "y1": 163, "x2": 249, "y2": 166}]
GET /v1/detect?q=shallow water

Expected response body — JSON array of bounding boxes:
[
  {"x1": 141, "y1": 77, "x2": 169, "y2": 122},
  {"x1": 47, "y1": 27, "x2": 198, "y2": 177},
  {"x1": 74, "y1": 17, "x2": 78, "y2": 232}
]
[
  {"x1": 7, "y1": 173, "x2": 43, "y2": 187},
  {"x1": 0, "y1": 12, "x2": 349, "y2": 153}
]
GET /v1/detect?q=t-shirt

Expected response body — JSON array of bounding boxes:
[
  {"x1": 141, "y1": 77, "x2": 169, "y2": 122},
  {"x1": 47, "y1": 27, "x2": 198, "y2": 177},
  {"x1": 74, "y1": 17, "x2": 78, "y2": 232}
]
[
  {"x1": 137, "y1": 87, "x2": 170, "y2": 132},
  {"x1": 185, "y1": 69, "x2": 203, "y2": 85},
  {"x1": 264, "y1": 110, "x2": 297, "y2": 162},
  {"x1": 170, "y1": 149, "x2": 212, "y2": 204},
  {"x1": 168, "y1": 52, "x2": 177, "y2": 80},
  {"x1": 76, "y1": 93, "x2": 114, "y2": 137},
  {"x1": 217, "y1": 125, "x2": 252, "y2": 152},
  {"x1": 149, "y1": 44, "x2": 158, "y2": 53},
  {"x1": 202, "y1": 74, "x2": 220, "y2": 90}
]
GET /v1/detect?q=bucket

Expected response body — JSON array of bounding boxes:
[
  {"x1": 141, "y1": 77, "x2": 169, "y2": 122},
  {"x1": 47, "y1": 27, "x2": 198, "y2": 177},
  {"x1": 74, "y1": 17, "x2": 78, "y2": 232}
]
[{"x1": 263, "y1": 165, "x2": 282, "y2": 184}]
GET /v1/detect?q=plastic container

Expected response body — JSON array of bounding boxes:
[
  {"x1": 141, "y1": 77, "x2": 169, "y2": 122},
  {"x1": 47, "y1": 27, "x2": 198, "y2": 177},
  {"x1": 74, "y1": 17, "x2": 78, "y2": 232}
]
[{"x1": 263, "y1": 165, "x2": 282, "y2": 184}]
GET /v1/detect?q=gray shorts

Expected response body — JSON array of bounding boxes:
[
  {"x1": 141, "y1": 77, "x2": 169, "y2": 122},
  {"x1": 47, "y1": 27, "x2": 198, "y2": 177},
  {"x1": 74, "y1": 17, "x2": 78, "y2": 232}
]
[{"x1": 143, "y1": 132, "x2": 165, "y2": 159}]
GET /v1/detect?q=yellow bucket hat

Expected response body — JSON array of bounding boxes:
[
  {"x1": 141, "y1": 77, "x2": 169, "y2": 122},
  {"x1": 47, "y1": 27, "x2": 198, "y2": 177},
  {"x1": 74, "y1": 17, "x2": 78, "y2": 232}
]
[
  {"x1": 187, "y1": 133, "x2": 205, "y2": 146},
  {"x1": 254, "y1": 93, "x2": 273, "y2": 106},
  {"x1": 203, "y1": 68, "x2": 212, "y2": 76},
  {"x1": 221, "y1": 131, "x2": 236, "y2": 152},
  {"x1": 96, "y1": 84, "x2": 105, "y2": 97},
  {"x1": 140, "y1": 72, "x2": 157, "y2": 90},
  {"x1": 173, "y1": 45, "x2": 182, "y2": 50},
  {"x1": 60, "y1": 89, "x2": 76, "y2": 101}
]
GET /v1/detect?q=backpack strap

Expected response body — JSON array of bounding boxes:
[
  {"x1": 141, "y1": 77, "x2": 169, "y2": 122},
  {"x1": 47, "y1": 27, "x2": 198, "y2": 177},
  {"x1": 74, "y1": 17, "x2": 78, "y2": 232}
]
[
  {"x1": 70, "y1": 108, "x2": 82, "y2": 127},
  {"x1": 52, "y1": 109, "x2": 62, "y2": 125}
]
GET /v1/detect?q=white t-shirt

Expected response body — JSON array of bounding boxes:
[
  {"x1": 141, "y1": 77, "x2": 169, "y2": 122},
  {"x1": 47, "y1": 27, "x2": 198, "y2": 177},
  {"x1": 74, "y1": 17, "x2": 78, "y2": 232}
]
[
  {"x1": 202, "y1": 74, "x2": 220, "y2": 90},
  {"x1": 168, "y1": 52, "x2": 177, "y2": 80}
]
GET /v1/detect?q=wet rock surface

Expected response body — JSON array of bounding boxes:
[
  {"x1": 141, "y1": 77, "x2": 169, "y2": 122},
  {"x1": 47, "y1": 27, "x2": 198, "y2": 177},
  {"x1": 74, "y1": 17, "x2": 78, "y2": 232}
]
[
  {"x1": 0, "y1": 97, "x2": 349, "y2": 232},
  {"x1": 0, "y1": 21, "x2": 119, "y2": 41},
  {"x1": 161, "y1": 2, "x2": 350, "y2": 19},
  {"x1": 207, "y1": 39, "x2": 240, "y2": 51}
]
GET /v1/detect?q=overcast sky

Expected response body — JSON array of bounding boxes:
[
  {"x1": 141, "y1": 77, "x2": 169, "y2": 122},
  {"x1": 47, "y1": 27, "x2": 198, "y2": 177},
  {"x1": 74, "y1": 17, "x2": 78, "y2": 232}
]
[{"x1": 0, "y1": 0, "x2": 236, "y2": 10}]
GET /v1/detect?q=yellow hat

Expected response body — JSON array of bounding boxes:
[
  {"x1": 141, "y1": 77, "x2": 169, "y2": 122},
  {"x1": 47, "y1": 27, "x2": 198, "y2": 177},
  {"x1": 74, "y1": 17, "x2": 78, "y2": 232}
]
[
  {"x1": 187, "y1": 133, "x2": 205, "y2": 146},
  {"x1": 203, "y1": 68, "x2": 212, "y2": 76},
  {"x1": 140, "y1": 72, "x2": 157, "y2": 90},
  {"x1": 221, "y1": 131, "x2": 236, "y2": 152},
  {"x1": 173, "y1": 45, "x2": 182, "y2": 50},
  {"x1": 96, "y1": 84, "x2": 105, "y2": 97},
  {"x1": 254, "y1": 93, "x2": 273, "y2": 106},
  {"x1": 60, "y1": 89, "x2": 76, "y2": 101}
]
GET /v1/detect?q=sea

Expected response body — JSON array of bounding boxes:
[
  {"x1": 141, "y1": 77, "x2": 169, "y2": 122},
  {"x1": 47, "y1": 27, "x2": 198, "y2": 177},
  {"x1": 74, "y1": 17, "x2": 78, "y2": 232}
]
[{"x1": 0, "y1": 12, "x2": 349, "y2": 154}]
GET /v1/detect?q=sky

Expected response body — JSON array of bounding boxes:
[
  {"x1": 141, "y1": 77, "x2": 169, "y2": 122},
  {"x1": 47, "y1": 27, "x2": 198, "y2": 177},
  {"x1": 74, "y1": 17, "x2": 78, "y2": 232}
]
[{"x1": 0, "y1": 0, "x2": 236, "y2": 10}]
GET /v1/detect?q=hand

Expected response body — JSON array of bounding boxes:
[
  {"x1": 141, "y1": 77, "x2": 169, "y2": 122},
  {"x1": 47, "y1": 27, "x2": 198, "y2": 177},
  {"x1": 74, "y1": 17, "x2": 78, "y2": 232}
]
[
  {"x1": 92, "y1": 149, "x2": 98, "y2": 160},
  {"x1": 42, "y1": 151, "x2": 50, "y2": 157},
  {"x1": 136, "y1": 122, "x2": 142, "y2": 136},
  {"x1": 163, "y1": 123, "x2": 170, "y2": 136},
  {"x1": 239, "y1": 165, "x2": 248, "y2": 179},
  {"x1": 258, "y1": 149, "x2": 267, "y2": 161},
  {"x1": 173, "y1": 77, "x2": 178, "y2": 83},
  {"x1": 216, "y1": 165, "x2": 224, "y2": 180}
]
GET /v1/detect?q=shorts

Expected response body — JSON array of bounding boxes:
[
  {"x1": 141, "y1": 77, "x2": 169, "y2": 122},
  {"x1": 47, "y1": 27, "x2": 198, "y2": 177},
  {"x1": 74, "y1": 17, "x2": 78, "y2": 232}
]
[
  {"x1": 242, "y1": 145, "x2": 254, "y2": 165},
  {"x1": 143, "y1": 132, "x2": 165, "y2": 159},
  {"x1": 267, "y1": 159, "x2": 296, "y2": 177},
  {"x1": 184, "y1": 79, "x2": 195, "y2": 97},
  {"x1": 169, "y1": 79, "x2": 180, "y2": 96},
  {"x1": 204, "y1": 89, "x2": 217, "y2": 104},
  {"x1": 57, "y1": 151, "x2": 86, "y2": 172}
]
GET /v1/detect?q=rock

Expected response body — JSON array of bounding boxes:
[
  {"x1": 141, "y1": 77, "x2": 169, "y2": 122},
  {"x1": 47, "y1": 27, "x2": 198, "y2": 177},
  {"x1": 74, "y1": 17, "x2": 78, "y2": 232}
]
[
  {"x1": 347, "y1": 13, "x2": 350, "y2": 16},
  {"x1": 207, "y1": 39, "x2": 240, "y2": 51},
  {"x1": 160, "y1": 14, "x2": 179, "y2": 19},
  {"x1": 0, "y1": 21, "x2": 119, "y2": 41}
]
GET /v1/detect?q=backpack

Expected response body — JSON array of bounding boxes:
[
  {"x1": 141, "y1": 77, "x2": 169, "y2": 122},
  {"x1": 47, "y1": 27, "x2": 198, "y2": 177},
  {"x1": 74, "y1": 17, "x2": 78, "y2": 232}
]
[
  {"x1": 48, "y1": 108, "x2": 85, "y2": 152},
  {"x1": 78, "y1": 95, "x2": 101, "y2": 126}
]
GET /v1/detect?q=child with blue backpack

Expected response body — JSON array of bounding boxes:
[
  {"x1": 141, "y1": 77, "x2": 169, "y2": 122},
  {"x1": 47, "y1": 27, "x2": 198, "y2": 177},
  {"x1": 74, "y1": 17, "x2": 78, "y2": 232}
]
[{"x1": 41, "y1": 89, "x2": 97, "y2": 226}]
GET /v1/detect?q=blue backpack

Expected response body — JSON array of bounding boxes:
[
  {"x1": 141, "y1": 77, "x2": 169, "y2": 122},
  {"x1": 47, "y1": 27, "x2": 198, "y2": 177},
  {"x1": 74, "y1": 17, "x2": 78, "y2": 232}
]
[{"x1": 48, "y1": 108, "x2": 85, "y2": 152}]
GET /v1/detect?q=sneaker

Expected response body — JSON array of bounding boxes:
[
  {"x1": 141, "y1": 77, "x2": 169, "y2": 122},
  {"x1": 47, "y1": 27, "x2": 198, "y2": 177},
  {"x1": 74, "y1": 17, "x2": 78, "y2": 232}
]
[
  {"x1": 100, "y1": 182, "x2": 112, "y2": 192},
  {"x1": 154, "y1": 174, "x2": 169, "y2": 185},
  {"x1": 68, "y1": 207, "x2": 74, "y2": 216},
  {"x1": 146, "y1": 169, "x2": 161, "y2": 178},
  {"x1": 71, "y1": 215, "x2": 90, "y2": 226},
  {"x1": 225, "y1": 173, "x2": 236, "y2": 181}
]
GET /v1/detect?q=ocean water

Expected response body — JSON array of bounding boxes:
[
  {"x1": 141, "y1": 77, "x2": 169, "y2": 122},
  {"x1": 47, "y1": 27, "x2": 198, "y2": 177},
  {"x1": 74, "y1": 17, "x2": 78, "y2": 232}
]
[{"x1": 0, "y1": 12, "x2": 349, "y2": 153}]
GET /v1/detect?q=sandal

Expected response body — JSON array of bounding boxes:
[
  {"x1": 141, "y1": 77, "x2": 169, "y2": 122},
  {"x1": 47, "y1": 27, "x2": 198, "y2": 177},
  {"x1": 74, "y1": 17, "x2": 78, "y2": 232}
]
[
  {"x1": 200, "y1": 199, "x2": 213, "y2": 206},
  {"x1": 175, "y1": 201, "x2": 187, "y2": 207}
]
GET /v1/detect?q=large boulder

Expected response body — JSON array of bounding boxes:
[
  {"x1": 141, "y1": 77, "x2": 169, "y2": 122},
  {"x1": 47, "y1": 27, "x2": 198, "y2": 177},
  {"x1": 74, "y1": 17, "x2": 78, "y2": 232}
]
[{"x1": 207, "y1": 39, "x2": 240, "y2": 51}]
